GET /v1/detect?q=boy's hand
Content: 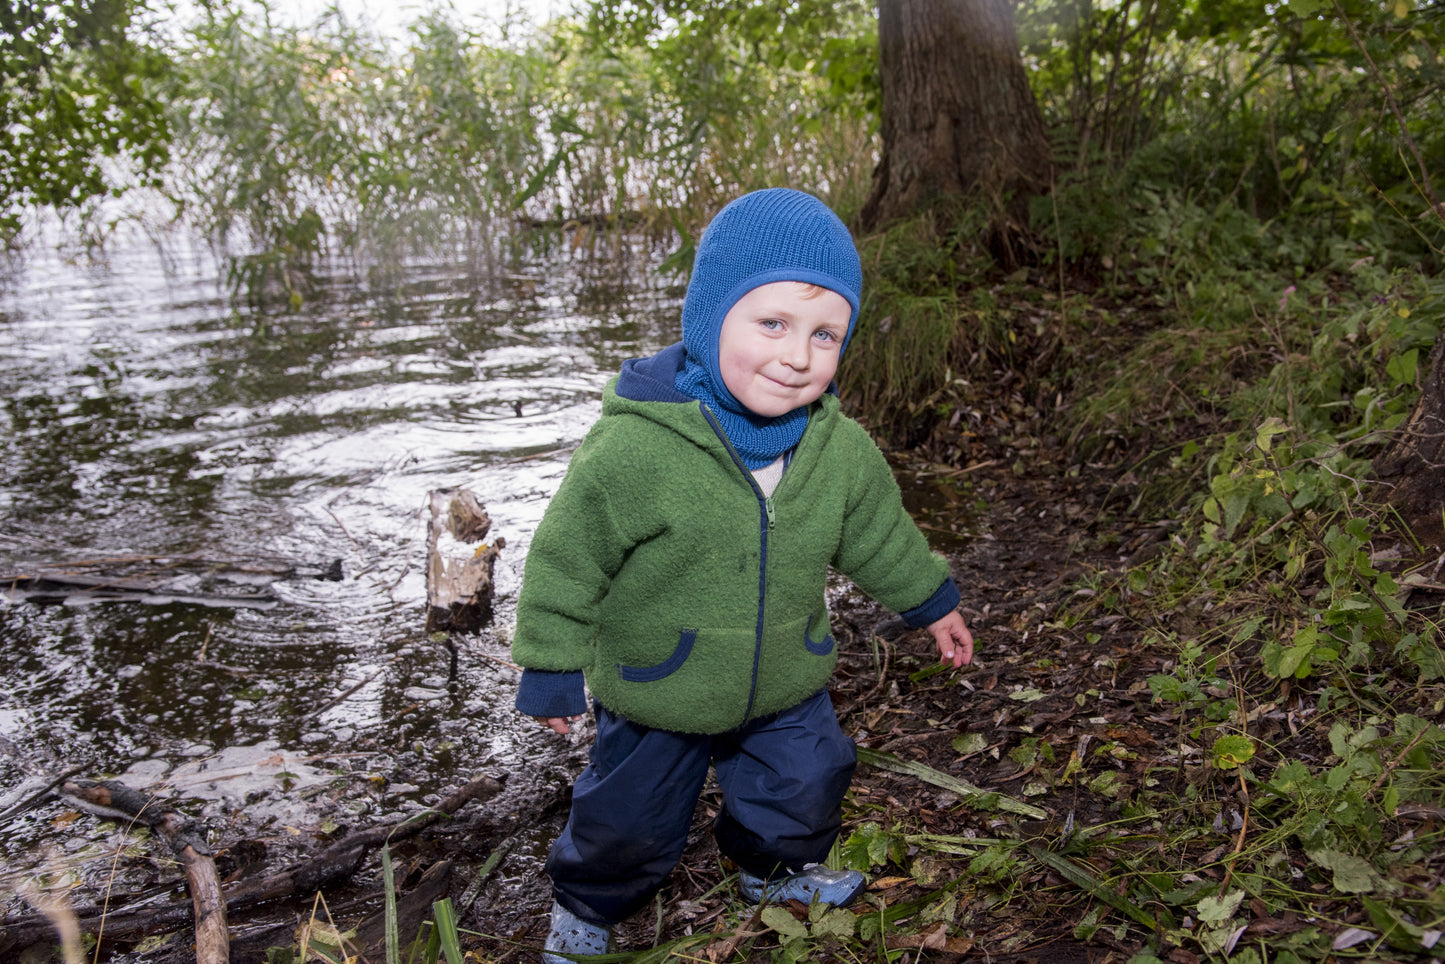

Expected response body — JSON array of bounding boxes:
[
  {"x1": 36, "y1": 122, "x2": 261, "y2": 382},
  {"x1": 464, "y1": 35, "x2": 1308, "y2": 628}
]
[
  {"x1": 927, "y1": 611, "x2": 974, "y2": 668},
  {"x1": 537, "y1": 715, "x2": 582, "y2": 735}
]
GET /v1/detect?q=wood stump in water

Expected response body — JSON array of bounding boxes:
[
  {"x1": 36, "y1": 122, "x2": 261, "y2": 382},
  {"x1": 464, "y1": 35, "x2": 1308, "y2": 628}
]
[{"x1": 426, "y1": 489, "x2": 504, "y2": 634}]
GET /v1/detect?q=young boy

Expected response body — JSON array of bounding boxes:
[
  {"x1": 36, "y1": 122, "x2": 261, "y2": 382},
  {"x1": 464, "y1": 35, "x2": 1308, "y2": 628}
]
[{"x1": 511, "y1": 188, "x2": 973, "y2": 962}]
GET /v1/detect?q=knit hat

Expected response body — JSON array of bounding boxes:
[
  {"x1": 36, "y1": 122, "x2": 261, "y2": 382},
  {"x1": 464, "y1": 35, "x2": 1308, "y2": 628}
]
[{"x1": 674, "y1": 188, "x2": 863, "y2": 469}]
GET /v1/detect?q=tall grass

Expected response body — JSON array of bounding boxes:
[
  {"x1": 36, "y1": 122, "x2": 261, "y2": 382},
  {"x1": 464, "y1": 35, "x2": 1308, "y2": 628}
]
[
  {"x1": 154, "y1": 0, "x2": 877, "y2": 299},
  {"x1": 163, "y1": 2, "x2": 555, "y2": 297}
]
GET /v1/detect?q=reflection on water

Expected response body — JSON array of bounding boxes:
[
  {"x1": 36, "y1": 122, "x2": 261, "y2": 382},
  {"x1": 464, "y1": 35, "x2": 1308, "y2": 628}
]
[{"x1": 0, "y1": 236, "x2": 679, "y2": 882}]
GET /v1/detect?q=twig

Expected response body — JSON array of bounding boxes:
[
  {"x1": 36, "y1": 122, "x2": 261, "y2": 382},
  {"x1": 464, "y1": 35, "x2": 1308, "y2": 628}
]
[
  {"x1": 0, "y1": 773, "x2": 504, "y2": 954},
  {"x1": 298, "y1": 652, "x2": 406, "y2": 724},
  {"x1": 475, "y1": 648, "x2": 523, "y2": 672},
  {"x1": 0, "y1": 765, "x2": 89, "y2": 827},
  {"x1": 703, "y1": 902, "x2": 765, "y2": 963},
  {"x1": 324, "y1": 505, "x2": 361, "y2": 549},
  {"x1": 1218, "y1": 767, "x2": 1250, "y2": 893},
  {"x1": 1368, "y1": 727, "x2": 1429, "y2": 798}
]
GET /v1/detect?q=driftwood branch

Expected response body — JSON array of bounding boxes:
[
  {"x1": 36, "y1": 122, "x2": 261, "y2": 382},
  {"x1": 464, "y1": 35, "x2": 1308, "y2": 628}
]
[
  {"x1": 0, "y1": 773, "x2": 503, "y2": 957},
  {"x1": 62, "y1": 779, "x2": 229, "y2": 964},
  {"x1": 1, "y1": 554, "x2": 341, "y2": 609}
]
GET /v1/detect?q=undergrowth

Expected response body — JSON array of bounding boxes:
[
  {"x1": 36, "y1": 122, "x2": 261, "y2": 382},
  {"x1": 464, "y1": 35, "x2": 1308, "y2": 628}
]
[{"x1": 831, "y1": 111, "x2": 1444, "y2": 958}]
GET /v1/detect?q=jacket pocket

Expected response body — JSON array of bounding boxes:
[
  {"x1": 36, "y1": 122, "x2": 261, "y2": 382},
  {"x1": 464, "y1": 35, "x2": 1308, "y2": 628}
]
[
  {"x1": 803, "y1": 614, "x2": 835, "y2": 656},
  {"x1": 617, "y1": 628, "x2": 697, "y2": 682}
]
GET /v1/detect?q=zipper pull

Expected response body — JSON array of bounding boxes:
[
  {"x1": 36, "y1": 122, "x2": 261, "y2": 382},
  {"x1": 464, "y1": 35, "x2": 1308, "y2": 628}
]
[{"x1": 765, "y1": 496, "x2": 777, "y2": 530}]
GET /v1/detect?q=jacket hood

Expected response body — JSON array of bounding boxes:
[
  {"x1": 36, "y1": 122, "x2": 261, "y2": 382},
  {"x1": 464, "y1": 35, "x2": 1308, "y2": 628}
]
[{"x1": 616, "y1": 342, "x2": 693, "y2": 404}]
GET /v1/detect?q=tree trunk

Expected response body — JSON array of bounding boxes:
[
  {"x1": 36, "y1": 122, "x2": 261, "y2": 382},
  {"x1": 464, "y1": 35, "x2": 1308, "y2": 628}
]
[
  {"x1": 860, "y1": 0, "x2": 1053, "y2": 249},
  {"x1": 1376, "y1": 336, "x2": 1445, "y2": 545}
]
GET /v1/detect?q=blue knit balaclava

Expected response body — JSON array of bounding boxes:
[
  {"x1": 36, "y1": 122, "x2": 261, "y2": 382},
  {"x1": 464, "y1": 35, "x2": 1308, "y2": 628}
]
[{"x1": 674, "y1": 188, "x2": 863, "y2": 469}]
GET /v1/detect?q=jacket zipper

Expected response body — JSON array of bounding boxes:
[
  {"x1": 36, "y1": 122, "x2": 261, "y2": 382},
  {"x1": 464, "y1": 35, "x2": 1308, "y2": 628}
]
[{"x1": 700, "y1": 405, "x2": 770, "y2": 722}]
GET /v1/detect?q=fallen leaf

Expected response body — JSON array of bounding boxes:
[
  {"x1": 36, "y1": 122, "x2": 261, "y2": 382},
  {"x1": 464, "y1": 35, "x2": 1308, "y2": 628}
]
[
  {"x1": 868, "y1": 876, "x2": 911, "y2": 890},
  {"x1": 1332, "y1": 927, "x2": 1377, "y2": 950}
]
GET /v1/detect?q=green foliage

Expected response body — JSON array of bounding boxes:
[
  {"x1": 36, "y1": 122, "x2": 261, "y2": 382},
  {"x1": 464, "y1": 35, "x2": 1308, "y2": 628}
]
[
  {"x1": 564, "y1": 0, "x2": 878, "y2": 245},
  {"x1": 148, "y1": 0, "x2": 879, "y2": 300},
  {"x1": 0, "y1": 0, "x2": 171, "y2": 236},
  {"x1": 166, "y1": 1, "x2": 555, "y2": 298},
  {"x1": 1081, "y1": 249, "x2": 1445, "y2": 964},
  {"x1": 1021, "y1": 0, "x2": 1445, "y2": 353},
  {"x1": 760, "y1": 901, "x2": 857, "y2": 963},
  {"x1": 841, "y1": 205, "x2": 999, "y2": 442}
]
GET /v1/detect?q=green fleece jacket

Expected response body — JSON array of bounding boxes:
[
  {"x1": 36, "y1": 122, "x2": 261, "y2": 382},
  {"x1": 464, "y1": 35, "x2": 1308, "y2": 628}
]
[{"x1": 511, "y1": 344, "x2": 959, "y2": 734}]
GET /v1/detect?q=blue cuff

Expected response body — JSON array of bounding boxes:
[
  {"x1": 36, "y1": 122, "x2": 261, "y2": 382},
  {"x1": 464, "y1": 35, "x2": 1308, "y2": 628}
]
[
  {"x1": 901, "y1": 578, "x2": 961, "y2": 629},
  {"x1": 515, "y1": 669, "x2": 589, "y2": 718}
]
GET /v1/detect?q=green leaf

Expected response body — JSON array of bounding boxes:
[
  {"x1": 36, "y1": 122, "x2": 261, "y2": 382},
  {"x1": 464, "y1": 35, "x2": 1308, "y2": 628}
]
[
  {"x1": 1363, "y1": 896, "x2": 1431, "y2": 952},
  {"x1": 1255, "y1": 417, "x2": 1289, "y2": 453},
  {"x1": 1213, "y1": 735, "x2": 1255, "y2": 769},
  {"x1": 1386, "y1": 349, "x2": 1419, "y2": 387},
  {"x1": 1307, "y1": 849, "x2": 1379, "y2": 893},
  {"x1": 952, "y1": 732, "x2": 988, "y2": 755},
  {"x1": 839, "y1": 821, "x2": 893, "y2": 871},
  {"x1": 383, "y1": 847, "x2": 400, "y2": 964},
  {"x1": 1195, "y1": 889, "x2": 1245, "y2": 925},
  {"x1": 1202, "y1": 497, "x2": 1221, "y2": 524},
  {"x1": 431, "y1": 899, "x2": 463, "y2": 964},
  {"x1": 761, "y1": 906, "x2": 809, "y2": 940},
  {"x1": 1222, "y1": 490, "x2": 1251, "y2": 539},
  {"x1": 811, "y1": 908, "x2": 857, "y2": 940},
  {"x1": 1148, "y1": 673, "x2": 1188, "y2": 702}
]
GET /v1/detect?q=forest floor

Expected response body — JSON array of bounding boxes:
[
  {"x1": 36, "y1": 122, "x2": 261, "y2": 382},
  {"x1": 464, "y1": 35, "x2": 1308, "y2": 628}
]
[{"x1": 401, "y1": 388, "x2": 1420, "y2": 963}]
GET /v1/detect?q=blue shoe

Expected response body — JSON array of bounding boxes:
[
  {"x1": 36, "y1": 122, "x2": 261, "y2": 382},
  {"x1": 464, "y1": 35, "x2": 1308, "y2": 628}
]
[
  {"x1": 542, "y1": 900, "x2": 611, "y2": 963},
  {"x1": 738, "y1": 864, "x2": 867, "y2": 907}
]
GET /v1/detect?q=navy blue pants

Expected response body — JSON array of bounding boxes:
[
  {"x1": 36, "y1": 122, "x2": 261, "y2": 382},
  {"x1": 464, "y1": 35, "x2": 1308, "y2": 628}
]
[{"x1": 547, "y1": 689, "x2": 857, "y2": 925}]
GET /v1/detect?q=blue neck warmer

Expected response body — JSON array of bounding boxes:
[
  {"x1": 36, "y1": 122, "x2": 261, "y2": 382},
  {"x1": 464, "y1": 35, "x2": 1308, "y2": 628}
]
[{"x1": 673, "y1": 188, "x2": 863, "y2": 469}]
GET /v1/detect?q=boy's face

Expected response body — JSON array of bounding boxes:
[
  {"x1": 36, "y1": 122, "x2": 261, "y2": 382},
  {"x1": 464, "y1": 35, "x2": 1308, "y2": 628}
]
[{"x1": 716, "y1": 281, "x2": 851, "y2": 418}]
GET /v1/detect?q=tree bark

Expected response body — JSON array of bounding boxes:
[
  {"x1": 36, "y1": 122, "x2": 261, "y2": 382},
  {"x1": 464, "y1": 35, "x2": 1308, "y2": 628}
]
[
  {"x1": 860, "y1": 0, "x2": 1053, "y2": 241},
  {"x1": 1375, "y1": 336, "x2": 1445, "y2": 545},
  {"x1": 426, "y1": 489, "x2": 504, "y2": 634}
]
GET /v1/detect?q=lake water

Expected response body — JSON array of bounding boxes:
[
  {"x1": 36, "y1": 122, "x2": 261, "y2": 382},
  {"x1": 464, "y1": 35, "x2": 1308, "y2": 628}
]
[{"x1": 0, "y1": 232, "x2": 682, "y2": 903}]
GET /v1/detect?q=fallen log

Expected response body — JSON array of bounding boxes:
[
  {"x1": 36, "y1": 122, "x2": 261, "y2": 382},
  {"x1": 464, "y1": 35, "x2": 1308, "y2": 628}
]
[
  {"x1": 226, "y1": 861, "x2": 455, "y2": 963},
  {"x1": 0, "y1": 773, "x2": 504, "y2": 957},
  {"x1": 426, "y1": 489, "x2": 504, "y2": 634},
  {"x1": 62, "y1": 779, "x2": 229, "y2": 964},
  {"x1": 352, "y1": 860, "x2": 453, "y2": 959},
  {"x1": 1, "y1": 574, "x2": 280, "y2": 610},
  {"x1": 0, "y1": 554, "x2": 341, "y2": 610}
]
